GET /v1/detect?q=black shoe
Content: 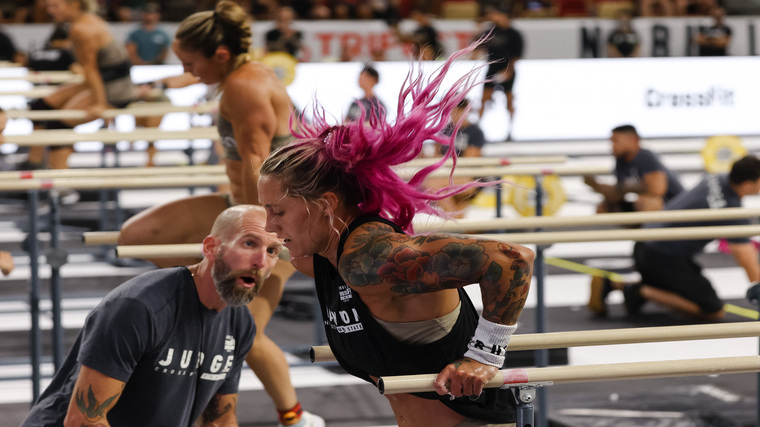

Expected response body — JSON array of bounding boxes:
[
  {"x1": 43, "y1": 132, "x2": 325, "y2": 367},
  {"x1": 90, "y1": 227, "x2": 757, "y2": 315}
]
[
  {"x1": 623, "y1": 283, "x2": 646, "y2": 316},
  {"x1": 588, "y1": 276, "x2": 613, "y2": 316}
]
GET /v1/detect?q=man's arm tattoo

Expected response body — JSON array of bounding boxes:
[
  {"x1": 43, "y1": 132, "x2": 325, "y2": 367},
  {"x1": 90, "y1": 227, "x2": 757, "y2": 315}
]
[
  {"x1": 75, "y1": 385, "x2": 122, "y2": 423},
  {"x1": 202, "y1": 394, "x2": 236, "y2": 422}
]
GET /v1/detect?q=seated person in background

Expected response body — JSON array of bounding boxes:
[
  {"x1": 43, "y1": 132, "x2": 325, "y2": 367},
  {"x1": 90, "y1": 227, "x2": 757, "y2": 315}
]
[
  {"x1": 584, "y1": 124, "x2": 684, "y2": 213},
  {"x1": 589, "y1": 155, "x2": 760, "y2": 319},
  {"x1": 607, "y1": 9, "x2": 641, "y2": 57},
  {"x1": 21, "y1": 205, "x2": 277, "y2": 426},
  {"x1": 427, "y1": 98, "x2": 487, "y2": 217},
  {"x1": 345, "y1": 64, "x2": 385, "y2": 124}
]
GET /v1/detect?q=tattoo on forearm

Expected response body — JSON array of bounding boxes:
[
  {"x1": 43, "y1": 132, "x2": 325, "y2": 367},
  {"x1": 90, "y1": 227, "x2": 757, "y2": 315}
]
[
  {"x1": 202, "y1": 395, "x2": 236, "y2": 421},
  {"x1": 480, "y1": 244, "x2": 531, "y2": 324},
  {"x1": 341, "y1": 228, "x2": 531, "y2": 322},
  {"x1": 75, "y1": 385, "x2": 121, "y2": 423}
]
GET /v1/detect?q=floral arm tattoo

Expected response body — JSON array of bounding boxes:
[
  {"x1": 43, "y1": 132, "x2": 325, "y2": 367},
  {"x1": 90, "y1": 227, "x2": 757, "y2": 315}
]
[{"x1": 339, "y1": 224, "x2": 532, "y2": 324}]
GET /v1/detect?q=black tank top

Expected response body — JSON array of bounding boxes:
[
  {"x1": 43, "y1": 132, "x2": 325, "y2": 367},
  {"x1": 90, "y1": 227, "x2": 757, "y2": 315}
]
[{"x1": 313, "y1": 215, "x2": 516, "y2": 423}]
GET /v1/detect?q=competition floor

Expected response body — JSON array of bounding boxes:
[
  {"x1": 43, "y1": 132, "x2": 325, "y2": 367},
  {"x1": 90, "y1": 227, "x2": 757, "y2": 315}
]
[{"x1": 0, "y1": 139, "x2": 759, "y2": 426}]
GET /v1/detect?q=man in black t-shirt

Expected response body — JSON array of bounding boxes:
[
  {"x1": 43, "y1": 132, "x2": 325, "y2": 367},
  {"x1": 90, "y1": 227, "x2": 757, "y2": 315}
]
[
  {"x1": 265, "y1": 6, "x2": 303, "y2": 59},
  {"x1": 589, "y1": 156, "x2": 760, "y2": 320},
  {"x1": 22, "y1": 205, "x2": 283, "y2": 426},
  {"x1": 584, "y1": 124, "x2": 684, "y2": 213},
  {"x1": 695, "y1": 6, "x2": 732, "y2": 56},
  {"x1": 607, "y1": 10, "x2": 641, "y2": 57},
  {"x1": 476, "y1": 5, "x2": 524, "y2": 140},
  {"x1": 390, "y1": 9, "x2": 443, "y2": 60}
]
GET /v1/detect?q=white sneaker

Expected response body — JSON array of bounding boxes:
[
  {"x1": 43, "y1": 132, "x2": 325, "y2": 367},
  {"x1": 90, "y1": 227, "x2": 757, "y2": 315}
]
[{"x1": 278, "y1": 411, "x2": 326, "y2": 427}]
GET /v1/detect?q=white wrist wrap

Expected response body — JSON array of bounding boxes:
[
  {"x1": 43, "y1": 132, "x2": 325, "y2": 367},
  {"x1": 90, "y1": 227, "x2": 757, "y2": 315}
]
[{"x1": 463, "y1": 318, "x2": 517, "y2": 368}]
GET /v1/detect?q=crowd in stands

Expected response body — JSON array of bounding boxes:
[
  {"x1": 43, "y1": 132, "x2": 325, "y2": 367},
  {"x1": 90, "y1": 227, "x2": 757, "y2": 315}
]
[{"x1": 0, "y1": 0, "x2": 746, "y2": 25}]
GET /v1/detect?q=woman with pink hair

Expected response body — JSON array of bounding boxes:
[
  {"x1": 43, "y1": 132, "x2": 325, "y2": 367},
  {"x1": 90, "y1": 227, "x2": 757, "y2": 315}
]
[{"x1": 258, "y1": 43, "x2": 534, "y2": 427}]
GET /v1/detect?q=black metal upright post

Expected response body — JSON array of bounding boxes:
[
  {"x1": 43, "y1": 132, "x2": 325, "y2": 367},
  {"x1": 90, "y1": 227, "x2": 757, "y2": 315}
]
[
  {"x1": 27, "y1": 190, "x2": 41, "y2": 403},
  {"x1": 48, "y1": 191, "x2": 65, "y2": 371}
]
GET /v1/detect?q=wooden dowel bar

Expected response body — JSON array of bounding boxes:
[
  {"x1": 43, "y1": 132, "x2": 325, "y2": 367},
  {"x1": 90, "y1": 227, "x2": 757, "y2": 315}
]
[
  {"x1": 0, "y1": 165, "x2": 225, "y2": 180},
  {"x1": 116, "y1": 243, "x2": 202, "y2": 259},
  {"x1": 474, "y1": 224, "x2": 760, "y2": 245},
  {"x1": 398, "y1": 164, "x2": 610, "y2": 179},
  {"x1": 0, "y1": 174, "x2": 228, "y2": 191},
  {"x1": 413, "y1": 207, "x2": 760, "y2": 232},
  {"x1": 377, "y1": 355, "x2": 760, "y2": 394},
  {"x1": 115, "y1": 224, "x2": 759, "y2": 258},
  {"x1": 310, "y1": 322, "x2": 760, "y2": 363},
  {"x1": 402, "y1": 156, "x2": 568, "y2": 167},
  {"x1": 4, "y1": 127, "x2": 220, "y2": 146},
  {"x1": 6, "y1": 101, "x2": 218, "y2": 120},
  {"x1": 82, "y1": 231, "x2": 121, "y2": 245}
]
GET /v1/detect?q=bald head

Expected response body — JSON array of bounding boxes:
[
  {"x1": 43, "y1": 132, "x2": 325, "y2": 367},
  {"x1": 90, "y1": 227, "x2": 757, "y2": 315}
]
[{"x1": 210, "y1": 205, "x2": 269, "y2": 242}]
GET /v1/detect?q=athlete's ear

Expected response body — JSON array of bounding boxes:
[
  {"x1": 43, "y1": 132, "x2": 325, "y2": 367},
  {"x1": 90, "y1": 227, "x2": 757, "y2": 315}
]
[
  {"x1": 202, "y1": 235, "x2": 221, "y2": 261},
  {"x1": 214, "y1": 46, "x2": 232, "y2": 63},
  {"x1": 319, "y1": 192, "x2": 340, "y2": 215}
]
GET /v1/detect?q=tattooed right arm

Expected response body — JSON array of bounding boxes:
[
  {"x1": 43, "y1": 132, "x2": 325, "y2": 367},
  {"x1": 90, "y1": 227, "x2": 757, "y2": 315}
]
[{"x1": 64, "y1": 365, "x2": 125, "y2": 427}]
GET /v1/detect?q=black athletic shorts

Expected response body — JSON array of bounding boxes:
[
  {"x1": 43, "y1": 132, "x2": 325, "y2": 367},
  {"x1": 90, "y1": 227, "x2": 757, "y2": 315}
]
[{"x1": 633, "y1": 242, "x2": 723, "y2": 314}]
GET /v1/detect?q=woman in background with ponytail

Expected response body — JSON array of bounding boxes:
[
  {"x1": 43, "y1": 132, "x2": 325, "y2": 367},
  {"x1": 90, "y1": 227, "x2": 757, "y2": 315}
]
[
  {"x1": 118, "y1": 2, "x2": 323, "y2": 426},
  {"x1": 26, "y1": 0, "x2": 135, "y2": 172}
]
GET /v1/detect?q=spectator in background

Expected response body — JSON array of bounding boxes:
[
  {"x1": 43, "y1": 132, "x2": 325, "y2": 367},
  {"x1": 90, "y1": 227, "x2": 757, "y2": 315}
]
[
  {"x1": 475, "y1": 5, "x2": 523, "y2": 140},
  {"x1": 265, "y1": 6, "x2": 303, "y2": 59},
  {"x1": 607, "y1": 9, "x2": 640, "y2": 57},
  {"x1": 391, "y1": 8, "x2": 443, "y2": 60},
  {"x1": 590, "y1": 156, "x2": 760, "y2": 320},
  {"x1": 695, "y1": 6, "x2": 731, "y2": 56},
  {"x1": 583, "y1": 124, "x2": 684, "y2": 214},
  {"x1": 427, "y1": 98, "x2": 487, "y2": 218},
  {"x1": 113, "y1": 0, "x2": 150, "y2": 21},
  {"x1": 26, "y1": 23, "x2": 80, "y2": 72},
  {"x1": 125, "y1": 3, "x2": 171, "y2": 65},
  {"x1": 345, "y1": 64, "x2": 386, "y2": 123},
  {"x1": 0, "y1": 0, "x2": 33, "y2": 22}
]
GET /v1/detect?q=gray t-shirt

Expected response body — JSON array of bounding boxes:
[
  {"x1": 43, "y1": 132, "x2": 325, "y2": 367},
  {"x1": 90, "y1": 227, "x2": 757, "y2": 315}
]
[
  {"x1": 644, "y1": 174, "x2": 749, "y2": 257},
  {"x1": 616, "y1": 148, "x2": 684, "y2": 202},
  {"x1": 22, "y1": 267, "x2": 255, "y2": 427}
]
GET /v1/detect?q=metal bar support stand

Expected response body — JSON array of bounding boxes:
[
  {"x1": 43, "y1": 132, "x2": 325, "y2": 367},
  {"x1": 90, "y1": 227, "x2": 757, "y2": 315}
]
[
  {"x1": 47, "y1": 191, "x2": 68, "y2": 371},
  {"x1": 749, "y1": 283, "x2": 760, "y2": 427},
  {"x1": 508, "y1": 382, "x2": 553, "y2": 427},
  {"x1": 27, "y1": 190, "x2": 42, "y2": 402},
  {"x1": 533, "y1": 175, "x2": 549, "y2": 426},
  {"x1": 495, "y1": 182, "x2": 502, "y2": 218}
]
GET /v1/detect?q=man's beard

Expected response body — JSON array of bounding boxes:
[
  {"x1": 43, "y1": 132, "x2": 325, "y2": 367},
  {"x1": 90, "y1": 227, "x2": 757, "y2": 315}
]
[{"x1": 212, "y1": 252, "x2": 264, "y2": 307}]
